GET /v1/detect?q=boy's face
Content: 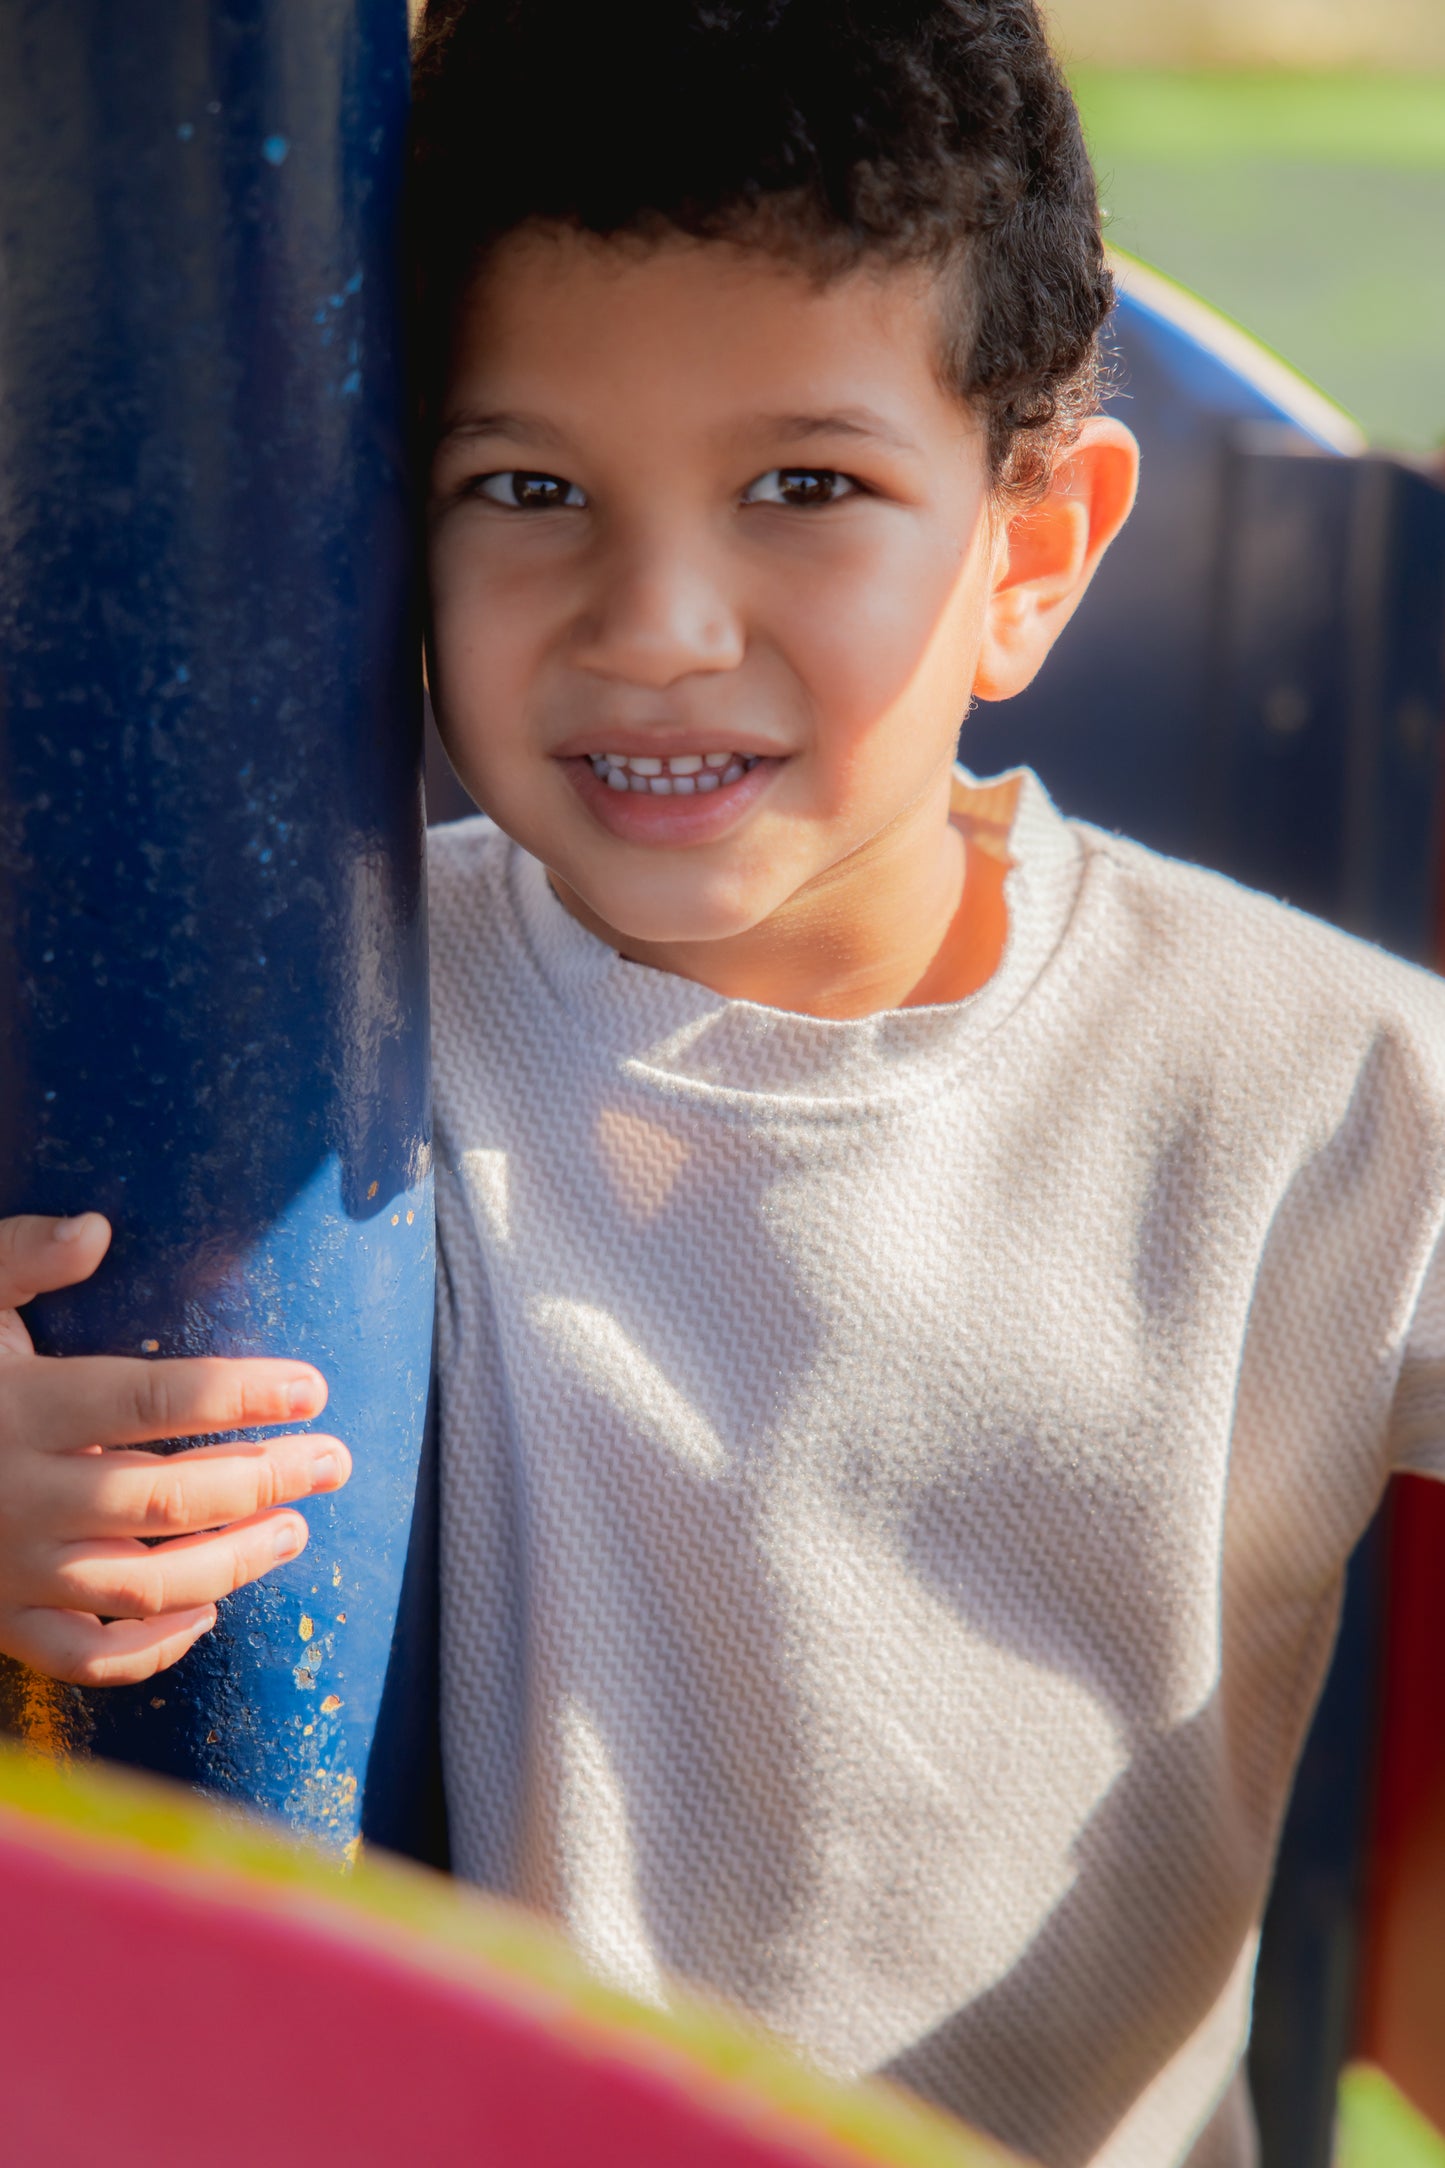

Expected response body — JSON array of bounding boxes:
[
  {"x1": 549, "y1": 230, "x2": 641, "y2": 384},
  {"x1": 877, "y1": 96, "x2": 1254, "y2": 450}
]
[{"x1": 427, "y1": 230, "x2": 1026, "y2": 949}]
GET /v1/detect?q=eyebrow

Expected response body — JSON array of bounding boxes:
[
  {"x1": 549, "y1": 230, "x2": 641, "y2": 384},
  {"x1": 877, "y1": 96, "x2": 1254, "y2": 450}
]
[
  {"x1": 436, "y1": 409, "x2": 570, "y2": 449},
  {"x1": 437, "y1": 405, "x2": 919, "y2": 455},
  {"x1": 752, "y1": 409, "x2": 919, "y2": 454}
]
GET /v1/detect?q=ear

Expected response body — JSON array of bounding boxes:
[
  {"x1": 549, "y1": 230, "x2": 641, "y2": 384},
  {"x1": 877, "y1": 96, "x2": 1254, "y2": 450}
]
[{"x1": 972, "y1": 416, "x2": 1139, "y2": 702}]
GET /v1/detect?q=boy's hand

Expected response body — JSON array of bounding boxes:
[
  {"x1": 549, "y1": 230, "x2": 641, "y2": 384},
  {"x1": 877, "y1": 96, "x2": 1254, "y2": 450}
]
[{"x1": 0, "y1": 1213, "x2": 351, "y2": 1688}]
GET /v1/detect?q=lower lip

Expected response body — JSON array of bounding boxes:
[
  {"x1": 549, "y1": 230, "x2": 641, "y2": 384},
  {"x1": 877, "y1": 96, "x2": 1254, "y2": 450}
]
[{"x1": 560, "y1": 757, "x2": 782, "y2": 844}]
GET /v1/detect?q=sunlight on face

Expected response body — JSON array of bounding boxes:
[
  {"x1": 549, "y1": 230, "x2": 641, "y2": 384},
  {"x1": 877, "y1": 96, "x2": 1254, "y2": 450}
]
[{"x1": 426, "y1": 227, "x2": 1000, "y2": 949}]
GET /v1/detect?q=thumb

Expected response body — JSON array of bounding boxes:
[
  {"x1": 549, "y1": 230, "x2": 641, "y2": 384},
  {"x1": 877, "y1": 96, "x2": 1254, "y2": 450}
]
[{"x1": 0, "y1": 1215, "x2": 112, "y2": 1359}]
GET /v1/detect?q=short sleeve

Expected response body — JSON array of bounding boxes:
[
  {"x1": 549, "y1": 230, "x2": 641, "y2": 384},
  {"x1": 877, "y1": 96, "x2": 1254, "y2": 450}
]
[{"x1": 1389, "y1": 1226, "x2": 1445, "y2": 1480}]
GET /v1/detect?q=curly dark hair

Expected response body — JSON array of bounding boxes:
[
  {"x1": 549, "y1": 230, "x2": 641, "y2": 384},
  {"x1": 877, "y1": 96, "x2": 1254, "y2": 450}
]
[{"x1": 409, "y1": 0, "x2": 1113, "y2": 497}]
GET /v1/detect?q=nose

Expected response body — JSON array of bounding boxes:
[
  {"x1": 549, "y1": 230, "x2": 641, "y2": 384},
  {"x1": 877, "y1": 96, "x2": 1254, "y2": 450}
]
[{"x1": 571, "y1": 527, "x2": 745, "y2": 689}]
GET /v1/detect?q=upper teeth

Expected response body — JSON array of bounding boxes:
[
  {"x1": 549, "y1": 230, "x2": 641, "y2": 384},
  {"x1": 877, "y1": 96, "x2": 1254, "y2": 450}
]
[{"x1": 589, "y1": 751, "x2": 757, "y2": 795}]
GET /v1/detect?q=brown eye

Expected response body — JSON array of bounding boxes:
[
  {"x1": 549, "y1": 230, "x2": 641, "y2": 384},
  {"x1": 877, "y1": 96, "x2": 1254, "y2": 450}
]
[
  {"x1": 475, "y1": 470, "x2": 586, "y2": 509},
  {"x1": 743, "y1": 468, "x2": 858, "y2": 508}
]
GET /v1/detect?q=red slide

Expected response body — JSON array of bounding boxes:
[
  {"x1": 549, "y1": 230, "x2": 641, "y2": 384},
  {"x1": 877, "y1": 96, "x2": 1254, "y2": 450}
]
[{"x1": 0, "y1": 1743, "x2": 1024, "y2": 2168}]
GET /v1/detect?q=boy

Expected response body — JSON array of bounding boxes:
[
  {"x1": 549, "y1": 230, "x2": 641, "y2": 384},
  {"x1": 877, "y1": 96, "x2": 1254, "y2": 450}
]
[{"x1": 2, "y1": 3, "x2": 1443, "y2": 2162}]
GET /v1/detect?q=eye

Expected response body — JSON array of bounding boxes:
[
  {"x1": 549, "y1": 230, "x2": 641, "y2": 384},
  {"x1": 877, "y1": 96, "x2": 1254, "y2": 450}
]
[
  {"x1": 472, "y1": 470, "x2": 587, "y2": 510},
  {"x1": 742, "y1": 468, "x2": 858, "y2": 509}
]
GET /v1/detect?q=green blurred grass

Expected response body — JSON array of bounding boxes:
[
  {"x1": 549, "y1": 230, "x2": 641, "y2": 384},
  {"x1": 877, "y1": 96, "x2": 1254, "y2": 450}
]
[
  {"x1": 1337, "y1": 2065, "x2": 1445, "y2": 2167},
  {"x1": 1070, "y1": 72, "x2": 1445, "y2": 451}
]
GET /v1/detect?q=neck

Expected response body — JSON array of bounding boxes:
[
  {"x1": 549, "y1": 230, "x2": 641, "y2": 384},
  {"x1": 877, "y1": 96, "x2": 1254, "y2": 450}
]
[{"x1": 553, "y1": 768, "x2": 1007, "y2": 1020}]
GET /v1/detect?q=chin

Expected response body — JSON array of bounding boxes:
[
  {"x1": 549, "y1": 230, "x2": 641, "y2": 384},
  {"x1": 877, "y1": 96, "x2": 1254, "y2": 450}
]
[{"x1": 577, "y1": 869, "x2": 781, "y2": 950}]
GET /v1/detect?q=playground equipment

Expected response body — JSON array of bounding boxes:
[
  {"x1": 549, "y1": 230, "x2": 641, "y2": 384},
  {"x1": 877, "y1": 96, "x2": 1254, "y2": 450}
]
[
  {"x1": 0, "y1": 1740, "x2": 1026, "y2": 2168},
  {"x1": 0, "y1": 1, "x2": 431, "y2": 1852}
]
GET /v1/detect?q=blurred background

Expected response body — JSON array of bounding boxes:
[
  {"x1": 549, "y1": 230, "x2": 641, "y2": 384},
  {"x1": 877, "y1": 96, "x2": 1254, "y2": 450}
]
[{"x1": 1045, "y1": 0, "x2": 1445, "y2": 458}]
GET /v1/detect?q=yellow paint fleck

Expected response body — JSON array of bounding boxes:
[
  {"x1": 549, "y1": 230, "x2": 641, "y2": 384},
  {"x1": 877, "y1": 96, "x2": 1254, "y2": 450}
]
[
  {"x1": 286, "y1": 1763, "x2": 359, "y2": 1857},
  {"x1": 303, "y1": 1724, "x2": 314, "y2": 1736},
  {"x1": 320, "y1": 1695, "x2": 342, "y2": 1714},
  {"x1": 331, "y1": 1564, "x2": 342, "y2": 1588},
  {"x1": 335, "y1": 1612, "x2": 346, "y2": 1624},
  {"x1": 13, "y1": 1671, "x2": 92, "y2": 1763},
  {"x1": 406, "y1": 1209, "x2": 414, "y2": 1225},
  {"x1": 343, "y1": 1835, "x2": 362, "y2": 1868},
  {"x1": 366, "y1": 1179, "x2": 378, "y2": 1199},
  {"x1": 293, "y1": 1665, "x2": 316, "y2": 1690},
  {"x1": 150, "y1": 1698, "x2": 165, "y2": 1710},
  {"x1": 141, "y1": 1338, "x2": 159, "y2": 1353},
  {"x1": 391, "y1": 1212, "x2": 399, "y2": 1226},
  {"x1": 298, "y1": 1615, "x2": 314, "y2": 1642}
]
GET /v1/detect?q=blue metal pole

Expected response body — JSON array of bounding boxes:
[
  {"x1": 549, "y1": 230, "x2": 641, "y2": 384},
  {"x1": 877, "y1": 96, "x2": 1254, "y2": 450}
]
[{"x1": 0, "y1": 0, "x2": 430, "y2": 1857}]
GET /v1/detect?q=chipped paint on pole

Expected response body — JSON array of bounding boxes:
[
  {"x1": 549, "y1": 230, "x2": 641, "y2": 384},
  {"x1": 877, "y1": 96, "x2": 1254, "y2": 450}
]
[{"x1": 0, "y1": 1, "x2": 430, "y2": 1855}]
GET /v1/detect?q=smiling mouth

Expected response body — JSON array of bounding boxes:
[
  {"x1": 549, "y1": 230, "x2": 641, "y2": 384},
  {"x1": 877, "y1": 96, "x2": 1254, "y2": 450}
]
[{"x1": 587, "y1": 751, "x2": 761, "y2": 796}]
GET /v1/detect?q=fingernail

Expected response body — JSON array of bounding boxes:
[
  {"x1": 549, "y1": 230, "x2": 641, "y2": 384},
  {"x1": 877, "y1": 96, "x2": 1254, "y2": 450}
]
[
  {"x1": 191, "y1": 1606, "x2": 218, "y2": 1636},
  {"x1": 286, "y1": 1376, "x2": 321, "y2": 1417},
  {"x1": 311, "y1": 1450, "x2": 345, "y2": 1491},
  {"x1": 53, "y1": 1213, "x2": 99, "y2": 1244},
  {"x1": 272, "y1": 1519, "x2": 304, "y2": 1561}
]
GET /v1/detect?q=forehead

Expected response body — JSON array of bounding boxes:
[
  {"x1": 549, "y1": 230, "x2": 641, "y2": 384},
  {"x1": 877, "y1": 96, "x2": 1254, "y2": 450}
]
[{"x1": 442, "y1": 226, "x2": 967, "y2": 446}]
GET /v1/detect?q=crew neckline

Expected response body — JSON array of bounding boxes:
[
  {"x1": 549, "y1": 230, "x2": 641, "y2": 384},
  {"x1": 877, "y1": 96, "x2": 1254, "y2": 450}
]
[{"x1": 503, "y1": 764, "x2": 1086, "y2": 1114}]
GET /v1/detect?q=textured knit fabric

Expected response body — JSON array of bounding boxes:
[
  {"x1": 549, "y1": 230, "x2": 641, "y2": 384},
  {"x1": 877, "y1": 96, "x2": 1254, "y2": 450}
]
[{"x1": 428, "y1": 767, "x2": 1445, "y2": 2168}]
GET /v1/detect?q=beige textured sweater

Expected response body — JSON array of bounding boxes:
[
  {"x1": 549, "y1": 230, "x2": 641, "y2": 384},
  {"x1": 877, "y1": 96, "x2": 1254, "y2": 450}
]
[{"x1": 428, "y1": 768, "x2": 1445, "y2": 2168}]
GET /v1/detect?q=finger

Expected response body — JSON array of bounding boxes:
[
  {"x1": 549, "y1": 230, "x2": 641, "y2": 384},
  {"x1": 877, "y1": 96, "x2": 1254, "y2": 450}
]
[
  {"x1": 1, "y1": 1602, "x2": 217, "y2": 1688},
  {"x1": 42, "y1": 1431, "x2": 351, "y2": 1540},
  {"x1": 0, "y1": 1214, "x2": 112, "y2": 1357},
  {"x1": 43, "y1": 1509, "x2": 310, "y2": 1619},
  {"x1": 10, "y1": 1352, "x2": 328, "y2": 1455}
]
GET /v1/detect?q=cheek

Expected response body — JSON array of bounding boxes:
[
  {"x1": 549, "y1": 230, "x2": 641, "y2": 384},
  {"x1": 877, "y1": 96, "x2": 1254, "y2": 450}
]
[
  {"x1": 769, "y1": 523, "x2": 984, "y2": 757},
  {"x1": 427, "y1": 538, "x2": 540, "y2": 748}
]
